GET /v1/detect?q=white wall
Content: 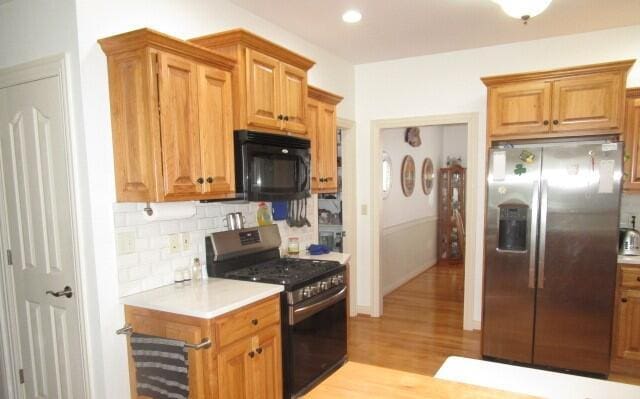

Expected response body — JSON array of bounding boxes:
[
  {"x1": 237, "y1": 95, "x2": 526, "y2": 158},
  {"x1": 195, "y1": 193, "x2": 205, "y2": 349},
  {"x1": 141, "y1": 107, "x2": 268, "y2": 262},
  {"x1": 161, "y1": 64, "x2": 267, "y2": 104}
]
[
  {"x1": 381, "y1": 126, "x2": 442, "y2": 228},
  {"x1": 442, "y1": 124, "x2": 468, "y2": 167},
  {"x1": 0, "y1": 0, "x2": 105, "y2": 396},
  {"x1": 72, "y1": 0, "x2": 354, "y2": 397},
  {"x1": 355, "y1": 25, "x2": 640, "y2": 321}
]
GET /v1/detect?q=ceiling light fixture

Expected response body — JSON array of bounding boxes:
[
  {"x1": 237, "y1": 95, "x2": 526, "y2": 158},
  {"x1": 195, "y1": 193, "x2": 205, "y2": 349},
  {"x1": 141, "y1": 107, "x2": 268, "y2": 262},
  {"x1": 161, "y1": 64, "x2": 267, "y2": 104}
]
[
  {"x1": 342, "y1": 9, "x2": 362, "y2": 24},
  {"x1": 492, "y1": 0, "x2": 552, "y2": 24}
]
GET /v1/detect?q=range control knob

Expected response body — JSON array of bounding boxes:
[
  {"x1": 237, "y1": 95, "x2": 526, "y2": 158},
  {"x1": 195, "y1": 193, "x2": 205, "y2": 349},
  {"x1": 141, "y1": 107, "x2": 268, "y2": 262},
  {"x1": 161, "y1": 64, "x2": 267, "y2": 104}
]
[
  {"x1": 320, "y1": 281, "x2": 329, "y2": 291},
  {"x1": 302, "y1": 287, "x2": 311, "y2": 298},
  {"x1": 337, "y1": 274, "x2": 344, "y2": 284}
]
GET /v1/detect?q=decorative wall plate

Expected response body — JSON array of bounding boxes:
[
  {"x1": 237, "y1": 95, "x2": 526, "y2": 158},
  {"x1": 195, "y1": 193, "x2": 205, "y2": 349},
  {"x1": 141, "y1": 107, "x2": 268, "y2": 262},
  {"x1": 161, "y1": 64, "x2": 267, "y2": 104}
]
[
  {"x1": 405, "y1": 126, "x2": 421, "y2": 147},
  {"x1": 401, "y1": 155, "x2": 415, "y2": 197},
  {"x1": 422, "y1": 158, "x2": 434, "y2": 195}
]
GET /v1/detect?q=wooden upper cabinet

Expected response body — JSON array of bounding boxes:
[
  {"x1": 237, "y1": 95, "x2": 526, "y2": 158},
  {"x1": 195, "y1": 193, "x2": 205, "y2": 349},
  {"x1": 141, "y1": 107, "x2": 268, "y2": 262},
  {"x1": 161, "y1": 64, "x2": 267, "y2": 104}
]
[
  {"x1": 281, "y1": 63, "x2": 308, "y2": 135},
  {"x1": 157, "y1": 52, "x2": 202, "y2": 200},
  {"x1": 551, "y1": 72, "x2": 624, "y2": 132},
  {"x1": 246, "y1": 49, "x2": 282, "y2": 131},
  {"x1": 197, "y1": 65, "x2": 235, "y2": 195},
  {"x1": 488, "y1": 81, "x2": 551, "y2": 136},
  {"x1": 623, "y1": 89, "x2": 640, "y2": 191},
  {"x1": 189, "y1": 29, "x2": 314, "y2": 136},
  {"x1": 99, "y1": 28, "x2": 236, "y2": 202},
  {"x1": 482, "y1": 60, "x2": 635, "y2": 141},
  {"x1": 308, "y1": 86, "x2": 343, "y2": 193}
]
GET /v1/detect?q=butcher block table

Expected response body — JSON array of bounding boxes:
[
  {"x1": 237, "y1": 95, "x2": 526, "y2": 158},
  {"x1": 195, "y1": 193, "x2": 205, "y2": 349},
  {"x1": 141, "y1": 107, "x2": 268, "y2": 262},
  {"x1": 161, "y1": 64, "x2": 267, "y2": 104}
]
[{"x1": 303, "y1": 361, "x2": 536, "y2": 398}]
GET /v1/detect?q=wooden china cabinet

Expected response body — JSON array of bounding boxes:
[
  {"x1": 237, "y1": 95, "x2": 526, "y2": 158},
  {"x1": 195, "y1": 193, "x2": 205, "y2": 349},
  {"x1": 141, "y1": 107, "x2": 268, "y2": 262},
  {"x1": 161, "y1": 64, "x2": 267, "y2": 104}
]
[{"x1": 437, "y1": 165, "x2": 466, "y2": 263}]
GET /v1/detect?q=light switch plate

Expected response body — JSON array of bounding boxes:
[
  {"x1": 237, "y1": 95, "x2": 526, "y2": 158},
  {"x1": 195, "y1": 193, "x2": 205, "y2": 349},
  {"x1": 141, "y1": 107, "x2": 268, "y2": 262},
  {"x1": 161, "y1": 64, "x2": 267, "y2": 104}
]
[
  {"x1": 168, "y1": 234, "x2": 181, "y2": 253},
  {"x1": 116, "y1": 231, "x2": 136, "y2": 255},
  {"x1": 181, "y1": 232, "x2": 191, "y2": 251},
  {"x1": 361, "y1": 204, "x2": 368, "y2": 215}
]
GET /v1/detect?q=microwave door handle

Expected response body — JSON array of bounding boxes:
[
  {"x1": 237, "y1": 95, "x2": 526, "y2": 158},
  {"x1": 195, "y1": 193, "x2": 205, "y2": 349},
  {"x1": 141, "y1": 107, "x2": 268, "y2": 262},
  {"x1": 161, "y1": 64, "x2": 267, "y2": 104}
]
[{"x1": 299, "y1": 156, "x2": 309, "y2": 191}]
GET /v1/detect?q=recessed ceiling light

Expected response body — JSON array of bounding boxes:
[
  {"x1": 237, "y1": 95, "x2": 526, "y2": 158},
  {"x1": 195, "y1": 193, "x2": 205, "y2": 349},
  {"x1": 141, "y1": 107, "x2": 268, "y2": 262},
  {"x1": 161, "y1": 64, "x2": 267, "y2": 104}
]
[{"x1": 342, "y1": 9, "x2": 362, "y2": 24}]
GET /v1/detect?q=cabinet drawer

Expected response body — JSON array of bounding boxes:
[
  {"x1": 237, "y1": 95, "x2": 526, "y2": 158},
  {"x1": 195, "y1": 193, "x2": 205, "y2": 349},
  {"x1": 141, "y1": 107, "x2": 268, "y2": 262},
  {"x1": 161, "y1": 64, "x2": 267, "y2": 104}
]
[
  {"x1": 217, "y1": 296, "x2": 280, "y2": 347},
  {"x1": 621, "y1": 265, "x2": 640, "y2": 289}
]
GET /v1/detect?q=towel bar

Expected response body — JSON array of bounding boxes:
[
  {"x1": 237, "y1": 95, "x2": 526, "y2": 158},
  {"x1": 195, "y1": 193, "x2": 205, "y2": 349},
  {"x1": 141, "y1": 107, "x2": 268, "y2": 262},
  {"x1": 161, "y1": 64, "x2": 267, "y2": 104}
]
[{"x1": 116, "y1": 323, "x2": 212, "y2": 350}]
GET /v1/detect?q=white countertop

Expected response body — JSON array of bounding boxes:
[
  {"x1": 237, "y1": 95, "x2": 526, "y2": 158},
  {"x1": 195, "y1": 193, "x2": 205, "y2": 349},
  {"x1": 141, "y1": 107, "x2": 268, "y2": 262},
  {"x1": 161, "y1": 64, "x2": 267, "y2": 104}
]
[
  {"x1": 436, "y1": 356, "x2": 640, "y2": 399},
  {"x1": 618, "y1": 255, "x2": 640, "y2": 265},
  {"x1": 120, "y1": 278, "x2": 283, "y2": 319},
  {"x1": 296, "y1": 251, "x2": 351, "y2": 265}
]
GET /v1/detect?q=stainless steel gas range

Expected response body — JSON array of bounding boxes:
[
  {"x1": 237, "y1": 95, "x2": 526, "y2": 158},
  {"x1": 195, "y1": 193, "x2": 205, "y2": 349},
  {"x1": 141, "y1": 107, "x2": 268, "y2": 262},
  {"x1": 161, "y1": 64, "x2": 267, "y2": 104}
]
[{"x1": 205, "y1": 225, "x2": 347, "y2": 398}]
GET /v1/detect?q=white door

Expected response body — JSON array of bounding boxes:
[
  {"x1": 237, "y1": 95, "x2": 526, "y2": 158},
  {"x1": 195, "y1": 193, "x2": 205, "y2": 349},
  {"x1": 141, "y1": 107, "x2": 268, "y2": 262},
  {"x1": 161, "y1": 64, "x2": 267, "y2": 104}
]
[{"x1": 0, "y1": 76, "x2": 86, "y2": 398}]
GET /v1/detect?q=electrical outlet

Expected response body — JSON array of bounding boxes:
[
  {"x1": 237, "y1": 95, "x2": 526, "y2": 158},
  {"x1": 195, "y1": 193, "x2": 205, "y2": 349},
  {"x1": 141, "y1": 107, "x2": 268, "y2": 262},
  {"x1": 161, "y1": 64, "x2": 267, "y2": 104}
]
[
  {"x1": 181, "y1": 232, "x2": 191, "y2": 251},
  {"x1": 116, "y1": 231, "x2": 136, "y2": 255},
  {"x1": 168, "y1": 234, "x2": 181, "y2": 253}
]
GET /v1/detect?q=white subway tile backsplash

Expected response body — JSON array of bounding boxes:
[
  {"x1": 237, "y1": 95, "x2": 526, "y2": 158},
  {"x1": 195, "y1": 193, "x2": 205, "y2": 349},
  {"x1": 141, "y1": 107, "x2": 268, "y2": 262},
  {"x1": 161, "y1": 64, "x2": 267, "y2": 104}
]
[{"x1": 113, "y1": 197, "x2": 320, "y2": 297}]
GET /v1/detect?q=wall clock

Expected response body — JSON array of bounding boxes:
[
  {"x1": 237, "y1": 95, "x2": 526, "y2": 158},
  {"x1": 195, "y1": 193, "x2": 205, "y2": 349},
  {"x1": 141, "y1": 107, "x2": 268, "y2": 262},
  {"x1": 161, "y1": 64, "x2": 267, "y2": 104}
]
[
  {"x1": 422, "y1": 157, "x2": 434, "y2": 195},
  {"x1": 401, "y1": 155, "x2": 415, "y2": 197}
]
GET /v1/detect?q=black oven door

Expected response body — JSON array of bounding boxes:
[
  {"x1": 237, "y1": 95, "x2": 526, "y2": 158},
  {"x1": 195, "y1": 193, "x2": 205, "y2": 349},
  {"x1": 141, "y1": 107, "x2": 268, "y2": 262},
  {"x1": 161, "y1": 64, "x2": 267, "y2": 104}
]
[
  {"x1": 284, "y1": 286, "x2": 347, "y2": 398},
  {"x1": 243, "y1": 142, "x2": 310, "y2": 201}
]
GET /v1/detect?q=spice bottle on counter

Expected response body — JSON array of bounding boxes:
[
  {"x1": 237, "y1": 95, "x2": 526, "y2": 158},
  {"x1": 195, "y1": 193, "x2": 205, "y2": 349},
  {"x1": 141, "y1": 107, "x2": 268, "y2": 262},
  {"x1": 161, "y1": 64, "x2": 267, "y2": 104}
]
[{"x1": 192, "y1": 257, "x2": 203, "y2": 282}]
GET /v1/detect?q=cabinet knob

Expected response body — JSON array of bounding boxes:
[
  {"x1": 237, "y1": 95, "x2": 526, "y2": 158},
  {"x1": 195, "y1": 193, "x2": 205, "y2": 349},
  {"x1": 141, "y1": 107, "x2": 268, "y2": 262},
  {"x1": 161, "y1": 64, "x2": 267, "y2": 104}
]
[
  {"x1": 248, "y1": 351, "x2": 255, "y2": 358},
  {"x1": 543, "y1": 120, "x2": 549, "y2": 126},
  {"x1": 622, "y1": 298, "x2": 628, "y2": 303},
  {"x1": 251, "y1": 319, "x2": 258, "y2": 326},
  {"x1": 284, "y1": 115, "x2": 289, "y2": 121},
  {"x1": 552, "y1": 120, "x2": 559, "y2": 125},
  {"x1": 636, "y1": 276, "x2": 640, "y2": 282},
  {"x1": 197, "y1": 177, "x2": 204, "y2": 184},
  {"x1": 256, "y1": 347, "x2": 263, "y2": 355},
  {"x1": 278, "y1": 114, "x2": 284, "y2": 120},
  {"x1": 207, "y1": 176, "x2": 213, "y2": 184}
]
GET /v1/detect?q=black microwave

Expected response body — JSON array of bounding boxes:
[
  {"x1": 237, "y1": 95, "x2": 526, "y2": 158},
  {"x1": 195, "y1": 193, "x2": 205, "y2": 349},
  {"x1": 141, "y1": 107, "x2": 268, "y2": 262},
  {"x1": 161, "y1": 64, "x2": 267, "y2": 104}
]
[{"x1": 234, "y1": 130, "x2": 310, "y2": 201}]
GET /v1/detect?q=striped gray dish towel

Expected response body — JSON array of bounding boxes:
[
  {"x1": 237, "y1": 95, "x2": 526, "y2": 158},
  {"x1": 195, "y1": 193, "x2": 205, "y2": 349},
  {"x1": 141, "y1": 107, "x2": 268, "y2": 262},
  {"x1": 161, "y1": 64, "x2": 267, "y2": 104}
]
[{"x1": 130, "y1": 333, "x2": 190, "y2": 399}]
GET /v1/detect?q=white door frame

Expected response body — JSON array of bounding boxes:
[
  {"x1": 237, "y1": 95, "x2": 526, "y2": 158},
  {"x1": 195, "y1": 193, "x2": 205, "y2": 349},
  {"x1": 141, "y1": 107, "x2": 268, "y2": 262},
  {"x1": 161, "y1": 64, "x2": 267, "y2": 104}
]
[
  {"x1": 370, "y1": 113, "x2": 480, "y2": 331},
  {"x1": 0, "y1": 54, "x2": 92, "y2": 397},
  {"x1": 338, "y1": 117, "x2": 358, "y2": 316}
]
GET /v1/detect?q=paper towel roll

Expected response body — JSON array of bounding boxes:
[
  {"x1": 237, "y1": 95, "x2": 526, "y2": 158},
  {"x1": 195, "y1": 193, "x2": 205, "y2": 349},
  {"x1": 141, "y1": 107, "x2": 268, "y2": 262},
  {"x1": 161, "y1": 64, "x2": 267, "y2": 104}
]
[{"x1": 142, "y1": 202, "x2": 197, "y2": 222}]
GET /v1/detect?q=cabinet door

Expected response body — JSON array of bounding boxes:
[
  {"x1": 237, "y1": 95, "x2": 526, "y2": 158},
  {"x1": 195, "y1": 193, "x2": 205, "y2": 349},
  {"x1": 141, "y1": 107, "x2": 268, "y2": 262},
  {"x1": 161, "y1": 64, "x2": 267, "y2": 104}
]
[
  {"x1": 246, "y1": 49, "x2": 282, "y2": 131},
  {"x1": 218, "y1": 337, "x2": 253, "y2": 399},
  {"x1": 623, "y1": 95, "x2": 640, "y2": 191},
  {"x1": 488, "y1": 81, "x2": 552, "y2": 137},
  {"x1": 281, "y1": 63, "x2": 308, "y2": 135},
  {"x1": 551, "y1": 72, "x2": 624, "y2": 132},
  {"x1": 197, "y1": 65, "x2": 235, "y2": 196},
  {"x1": 157, "y1": 52, "x2": 203, "y2": 199},
  {"x1": 248, "y1": 325, "x2": 283, "y2": 399},
  {"x1": 615, "y1": 289, "x2": 640, "y2": 361},
  {"x1": 319, "y1": 103, "x2": 338, "y2": 192},
  {"x1": 107, "y1": 50, "x2": 160, "y2": 202},
  {"x1": 307, "y1": 97, "x2": 321, "y2": 191}
]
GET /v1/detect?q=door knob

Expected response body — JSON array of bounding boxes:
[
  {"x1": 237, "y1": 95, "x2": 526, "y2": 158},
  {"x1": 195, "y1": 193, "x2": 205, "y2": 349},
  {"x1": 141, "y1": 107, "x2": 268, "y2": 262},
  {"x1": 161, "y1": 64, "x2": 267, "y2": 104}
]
[
  {"x1": 251, "y1": 319, "x2": 258, "y2": 326},
  {"x1": 206, "y1": 177, "x2": 213, "y2": 183},
  {"x1": 197, "y1": 177, "x2": 204, "y2": 184},
  {"x1": 248, "y1": 351, "x2": 255, "y2": 358},
  {"x1": 283, "y1": 115, "x2": 289, "y2": 121},
  {"x1": 552, "y1": 120, "x2": 559, "y2": 125},
  {"x1": 46, "y1": 286, "x2": 73, "y2": 299},
  {"x1": 278, "y1": 114, "x2": 284, "y2": 120},
  {"x1": 622, "y1": 298, "x2": 628, "y2": 303},
  {"x1": 543, "y1": 120, "x2": 549, "y2": 126},
  {"x1": 256, "y1": 347, "x2": 263, "y2": 354}
]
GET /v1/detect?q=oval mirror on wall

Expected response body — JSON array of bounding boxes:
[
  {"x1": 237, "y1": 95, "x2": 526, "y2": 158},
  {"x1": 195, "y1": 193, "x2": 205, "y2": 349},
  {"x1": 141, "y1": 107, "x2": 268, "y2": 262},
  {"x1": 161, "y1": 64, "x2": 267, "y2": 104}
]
[
  {"x1": 401, "y1": 155, "x2": 415, "y2": 197},
  {"x1": 422, "y1": 158, "x2": 434, "y2": 195}
]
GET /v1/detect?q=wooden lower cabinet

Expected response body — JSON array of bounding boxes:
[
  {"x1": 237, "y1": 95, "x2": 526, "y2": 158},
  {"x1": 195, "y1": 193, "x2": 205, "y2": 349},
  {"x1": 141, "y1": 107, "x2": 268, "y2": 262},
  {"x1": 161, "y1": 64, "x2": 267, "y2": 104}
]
[
  {"x1": 611, "y1": 265, "x2": 640, "y2": 377},
  {"x1": 124, "y1": 295, "x2": 282, "y2": 398}
]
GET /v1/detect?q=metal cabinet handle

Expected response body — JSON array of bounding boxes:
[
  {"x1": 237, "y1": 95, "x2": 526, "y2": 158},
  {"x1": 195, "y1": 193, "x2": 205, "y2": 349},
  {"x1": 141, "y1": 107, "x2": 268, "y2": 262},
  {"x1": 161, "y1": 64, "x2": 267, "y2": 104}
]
[
  {"x1": 278, "y1": 114, "x2": 284, "y2": 120},
  {"x1": 256, "y1": 347, "x2": 263, "y2": 354},
  {"x1": 197, "y1": 177, "x2": 204, "y2": 184},
  {"x1": 283, "y1": 115, "x2": 289, "y2": 121},
  {"x1": 248, "y1": 351, "x2": 255, "y2": 358},
  {"x1": 543, "y1": 120, "x2": 549, "y2": 126},
  {"x1": 46, "y1": 286, "x2": 73, "y2": 299},
  {"x1": 552, "y1": 120, "x2": 559, "y2": 125},
  {"x1": 206, "y1": 177, "x2": 213, "y2": 183},
  {"x1": 622, "y1": 298, "x2": 628, "y2": 303},
  {"x1": 251, "y1": 319, "x2": 258, "y2": 326},
  {"x1": 636, "y1": 276, "x2": 640, "y2": 282}
]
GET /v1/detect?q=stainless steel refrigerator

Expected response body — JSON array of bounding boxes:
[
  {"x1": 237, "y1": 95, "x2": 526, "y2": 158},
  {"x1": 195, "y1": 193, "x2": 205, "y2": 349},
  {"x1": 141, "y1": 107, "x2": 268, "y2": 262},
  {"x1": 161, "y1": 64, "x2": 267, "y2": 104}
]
[{"x1": 482, "y1": 139, "x2": 622, "y2": 375}]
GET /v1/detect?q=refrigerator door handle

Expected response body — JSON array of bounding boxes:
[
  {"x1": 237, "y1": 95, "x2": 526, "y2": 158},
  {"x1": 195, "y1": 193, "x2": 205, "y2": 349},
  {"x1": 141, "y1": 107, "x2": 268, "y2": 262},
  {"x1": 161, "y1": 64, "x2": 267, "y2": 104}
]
[
  {"x1": 538, "y1": 179, "x2": 549, "y2": 289},
  {"x1": 529, "y1": 180, "x2": 540, "y2": 289}
]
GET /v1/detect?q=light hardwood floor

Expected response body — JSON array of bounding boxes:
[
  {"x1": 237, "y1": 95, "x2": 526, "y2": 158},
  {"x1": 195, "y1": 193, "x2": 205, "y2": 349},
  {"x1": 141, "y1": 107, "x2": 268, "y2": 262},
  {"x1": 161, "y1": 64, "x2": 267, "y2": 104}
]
[{"x1": 347, "y1": 262, "x2": 640, "y2": 385}]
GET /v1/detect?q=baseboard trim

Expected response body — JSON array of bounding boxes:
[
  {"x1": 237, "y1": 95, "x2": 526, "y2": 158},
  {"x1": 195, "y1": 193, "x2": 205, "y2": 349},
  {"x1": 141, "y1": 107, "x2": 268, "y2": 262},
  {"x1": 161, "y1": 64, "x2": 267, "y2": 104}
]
[
  {"x1": 382, "y1": 259, "x2": 437, "y2": 296},
  {"x1": 356, "y1": 305, "x2": 372, "y2": 315}
]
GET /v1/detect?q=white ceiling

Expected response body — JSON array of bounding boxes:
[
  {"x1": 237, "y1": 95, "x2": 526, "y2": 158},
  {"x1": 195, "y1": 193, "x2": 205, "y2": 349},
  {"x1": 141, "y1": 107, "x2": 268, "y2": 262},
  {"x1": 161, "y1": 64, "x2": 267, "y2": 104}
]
[{"x1": 229, "y1": 0, "x2": 640, "y2": 64}]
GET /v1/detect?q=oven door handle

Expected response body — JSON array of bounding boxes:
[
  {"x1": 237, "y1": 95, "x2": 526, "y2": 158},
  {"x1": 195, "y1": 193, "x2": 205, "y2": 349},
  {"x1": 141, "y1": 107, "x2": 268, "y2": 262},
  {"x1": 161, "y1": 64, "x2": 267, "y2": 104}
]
[{"x1": 289, "y1": 286, "x2": 347, "y2": 325}]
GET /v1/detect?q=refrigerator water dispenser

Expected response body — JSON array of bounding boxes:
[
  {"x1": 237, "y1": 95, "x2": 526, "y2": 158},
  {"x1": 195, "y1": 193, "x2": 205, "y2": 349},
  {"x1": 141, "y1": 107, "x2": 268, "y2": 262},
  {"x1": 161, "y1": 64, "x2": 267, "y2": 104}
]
[{"x1": 498, "y1": 204, "x2": 528, "y2": 251}]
